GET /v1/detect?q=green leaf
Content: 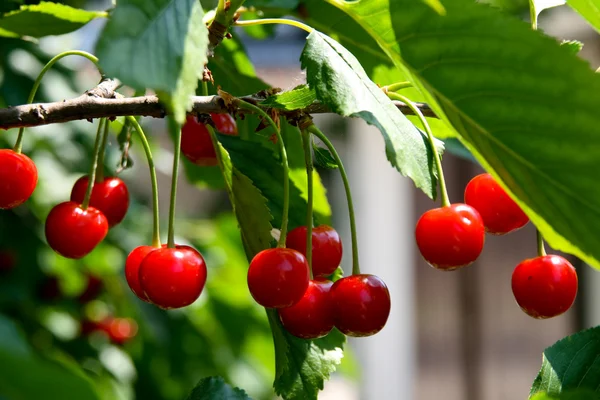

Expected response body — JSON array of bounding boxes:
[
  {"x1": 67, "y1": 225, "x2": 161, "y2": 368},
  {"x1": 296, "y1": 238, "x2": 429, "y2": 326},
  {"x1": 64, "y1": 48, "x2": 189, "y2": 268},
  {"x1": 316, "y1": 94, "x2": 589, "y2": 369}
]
[
  {"x1": 0, "y1": 1, "x2": 105, "y2": 37},
  {"x1": 186, "y1": 376, "x2": 251, "y2": 400},
  {"x1": 300, "y1": 30, "x2": 441, "y2": 199},
  {"x1": 0, "y1": 27, "x2": 19, "y2": 37},
  {"x1": 260, "y1": 85, "x2": 317, "y2": 111},
  {"x1": 245, "y1": 0, "x2": 299, "y2": 8},
  {"x1": 312, "y1": 143, "x2": 338, "y2": 169},
  {"x1": 566, "y1": 0, "x2": 600, "y2": 33},
  {"x1": 530, "y1": 327, "x2": 600, "y2": 397},
  {"x1": 531, "y1": 390, "x2": 600, "y2": 400},
  {"x1": 217, "y1": 133, "x2": 331, "y2": 230},
  {"x1": 560, "y1": 40, "x2": 584, "y2": 54},
  {"x1": 420, "y1": 0, "x2": 446, "y2": 15},
  {"x1": 0, "y1": 314, "x2": 101, "y2": 400},
  {"x1": 95, "y1": 0, "x2": 207, "y2": 124},
  {"x1": 327, "y1": 0, "x2": 600, "y2": 269},
  {"x1": 267, "y1": 311, "x2": 345, "y2": 400}
]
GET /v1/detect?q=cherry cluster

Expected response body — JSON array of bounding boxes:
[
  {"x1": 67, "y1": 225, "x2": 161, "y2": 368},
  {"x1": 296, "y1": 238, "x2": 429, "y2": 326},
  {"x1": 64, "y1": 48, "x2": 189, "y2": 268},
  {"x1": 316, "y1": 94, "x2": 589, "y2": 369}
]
[
  {"x1": 247, "y1": 225, "x2": 390, "y2": 339},
  {"x1": 415, "y1": 173, "x2": 578, "y2": 319}
]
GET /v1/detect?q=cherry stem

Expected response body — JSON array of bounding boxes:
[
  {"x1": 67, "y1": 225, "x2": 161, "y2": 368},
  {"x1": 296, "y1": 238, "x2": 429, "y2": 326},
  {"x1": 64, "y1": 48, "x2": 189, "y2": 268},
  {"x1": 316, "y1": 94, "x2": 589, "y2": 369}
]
[
  {"x1": 529, "y1": 0, "x2": 538, "y2": 30},
  {"x1": 384, "y1": 81, "x2": 413, "y2": 92},
  {"x1": 301, "y1": 129, "x2": 314, "y2": 279},
  {"x1": 388, "y1": 92, "x2": 450, "y2": 207},
  {"x1": 95, "y1": 117, "x2": 110, "y2": 183},
  {"x1": 166, "y1": 116, "x2": 183, "y2": 248},
  {"x1": 307, "y1": 124, "x2": 360, "y2": 275},
  {"x1": 236, "y1": 99, "x2": 290, "y2": 248},
  {"x1": 234, "y1": 18, "x2": 314, "y2": 34},
  {"x1": 202, "y1": 80, "x2": 209, "y2": 97},
  {"x1": 127, "y1": 116, "x2": 161, "y2": 248},
  {"x1": 81, "y1": 118, "x2": 105, "y2": 210},
  {"x1": 537, "y1": 229, "x2": 547, "y2": 257},
  {"x1": 14, "y1": 50, "x2": 100, "y2": 154}
]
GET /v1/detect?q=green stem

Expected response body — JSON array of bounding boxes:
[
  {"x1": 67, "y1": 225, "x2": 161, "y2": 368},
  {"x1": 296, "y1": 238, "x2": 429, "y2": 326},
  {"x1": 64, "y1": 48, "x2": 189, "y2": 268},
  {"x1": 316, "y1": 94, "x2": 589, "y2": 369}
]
[
  {"x1": 385, "y1": 81, "x2": 413, "y2": 92},
  {"x1": 236, "y1": 99, "x2": 289, "y2": 247},
  {"x1": 202, "y1": 80, "x2": 209, "y2": 97},
  {"x1": 388, "y1": 92, "x2": 450, "y2": 207},
  {"x1": 234, "y1": 18, "x2": 314, "y2": 34},
  {"x1": 528, "y1": 0, "x2": 538, "y2": 30},
  {"x1": 96, "y1": 117, "x2": 111, "y2": 182},
  {"x1": 537, "y1": 229, "x2": 546, "y2": 257},
  {"x1": 81, "y1": 119, "x2": 105, "y2": 210},
  {"x1": 14, "y1": 50, "x2": 100, "y2": 153},
  {"x1": 127, "y1": 116, "x2": 161, "y2": 248},
  {"x1": 166, "y1": 117, "x2": 183, "y2": 248},
  {"x1": 302, "y1": 129, "x2": 314, "y2": 279},
  {"x1": 307, "y1": 124, "x2": 360, "y2": 275}
]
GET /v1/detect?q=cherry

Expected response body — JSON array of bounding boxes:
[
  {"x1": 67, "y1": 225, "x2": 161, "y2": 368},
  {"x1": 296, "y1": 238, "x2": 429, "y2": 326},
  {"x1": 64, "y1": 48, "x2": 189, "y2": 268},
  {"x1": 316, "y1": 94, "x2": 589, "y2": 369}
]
[
  {"x1": 104, "y1": 317, "x2": 138, "y2": 345},
  {"x1": 70, "y1": 176, "x2": 129, "y2": 227},
  {"x1": 511, "y1": 255, "x2": 578, "y2": 319},
  {"x1": 330, "y1": 274, "x2": 391, "y2": 337},
  {"x1": 45, "y1": 201, "x2": 108, "y2": 259},
  {"x1": 78, "y1": 274, "x2": 103, "y2": 303},
  {"x1": 278, "y1": 279, "x2": 334, "y2": 339},
  {"x1": 286, "y1": 225, "x2": 343, "y2": 277},
  {"x1": 464, "y1": 173, "x2": 529, "y2": 235},
  {"x1": 247, "y1": 248, "x2": 310, "y2": 308},
  {"x1": 415, "y1": 204, "x2": 485, "y2": 270},
  {"x1": 125, "y1": 244, "x2": 163, "y2": 302},
  {"x1": 0, "y1": 149, "x2": 38, "y2": 209},
  {"x1": 181, "y1": 114, "x2": 237, "y2": 166},
  {"x1": 139, "y1": 245, "x2": 207, "y2": 309}
]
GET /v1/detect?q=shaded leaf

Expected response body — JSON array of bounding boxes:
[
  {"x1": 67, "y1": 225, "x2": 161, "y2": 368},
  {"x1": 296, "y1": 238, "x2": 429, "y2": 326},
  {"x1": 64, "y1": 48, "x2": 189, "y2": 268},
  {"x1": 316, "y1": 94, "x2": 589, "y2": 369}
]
[
  {"x1": 312, "y1": 143, "x2": 338, "y2": 169},
  {"x1": 560, "y1": 39, "x2": 584, "y2": 54},
  {"x1": 531, "y1": 390, "x2": 600, "y2": 400},
  {"x1": 186, "y1": 376, "x2": 251, "y2": 400},
  {"x1": 260, "y1": 85, "x2": 317, "y2": 110}
]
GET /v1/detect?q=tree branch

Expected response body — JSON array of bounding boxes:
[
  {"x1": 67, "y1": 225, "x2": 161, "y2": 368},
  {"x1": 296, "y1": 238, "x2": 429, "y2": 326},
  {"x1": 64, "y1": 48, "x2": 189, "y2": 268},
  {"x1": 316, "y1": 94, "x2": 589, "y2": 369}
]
[{"x1": 0, "y1": 90, "x2": 437, "y2": 131}]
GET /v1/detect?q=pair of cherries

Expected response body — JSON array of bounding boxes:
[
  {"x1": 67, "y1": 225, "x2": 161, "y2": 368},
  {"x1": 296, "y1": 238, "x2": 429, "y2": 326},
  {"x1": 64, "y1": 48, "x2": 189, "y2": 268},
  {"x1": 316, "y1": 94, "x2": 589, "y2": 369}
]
[
  {"x1": 124, "y1": 244, "x2": 207, "y2": 310},
  {"x1": 45, "y1": 175, "x2": 129, "y2": 259},
  {"x1": 181, "y1": 113, "x2": 238, "y2": 166},
  {"x1": 247, "y1": 225, "x2": 391, "y2": 339},
  {"x1": 415, "y1": 173, "x2": 577, "y2": 319}
]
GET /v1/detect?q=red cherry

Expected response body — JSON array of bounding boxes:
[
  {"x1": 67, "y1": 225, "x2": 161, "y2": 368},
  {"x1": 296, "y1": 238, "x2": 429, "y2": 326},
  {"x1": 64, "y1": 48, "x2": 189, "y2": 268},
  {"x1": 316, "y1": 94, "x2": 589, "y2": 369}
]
[
  {"x1": 278, "y1": 279, "x2": 334, "y2": 339},
  {"x1": 415, "y1": 203, "x2": 485, "y2": 270},
  {"x1": 104, "y1": 317, "x2": 138, "y2": 345},
  {"x1": 80, "y1": 319, "x2": 103, "y2": 336},
  {"x1": 139, "y1": 245, "x2": 207, "y2": 309},
  {"x1": 330, "y1": 274, "x2": 391, "y2": 337},
  {"x1": 125, "y1": 245, "x2": 162, "y2": 302},
  {"x1": 247, "y1": 248, "x2": 310, "y2": 308},
  {"x1": 78, "y1": 274, "x2": 103, "y2": 303},
  {"x1": 0, "y1": 149, "x2": 37, "y2": 209},
  {"x1": 181, "y1": 114, "x2": 237, "y2": 166},
  {"x1": 511, "y1": 255, "x2": 578, "y2": 319},
  {"x1": 286, "y1": 225, "x2": 343, "y2": 277},
  {"x1": 70, "y1": 176, "x2": 129, "y2": 227},
  {"x1": 45, "y1": 201, "x2": 108, "y2": 259},
  {"x1": 464, "y1": 173, "x2": 529, "y2": 235}
]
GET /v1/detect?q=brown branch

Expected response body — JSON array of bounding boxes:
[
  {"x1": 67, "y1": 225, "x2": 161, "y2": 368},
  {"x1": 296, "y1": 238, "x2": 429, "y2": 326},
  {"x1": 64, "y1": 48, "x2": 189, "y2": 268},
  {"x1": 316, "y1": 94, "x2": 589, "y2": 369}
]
[{"x1": 0, "y1": 91, "x2": 437, "y2": 131}]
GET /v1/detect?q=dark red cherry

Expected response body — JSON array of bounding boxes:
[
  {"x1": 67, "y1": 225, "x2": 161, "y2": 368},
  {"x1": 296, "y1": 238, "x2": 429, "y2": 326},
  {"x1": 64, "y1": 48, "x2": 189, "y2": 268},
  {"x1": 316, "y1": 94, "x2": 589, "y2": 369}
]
[
  {"x1": 511, "y1": 255, "x2": 578, "y2": 319},
  {"x1": 0, "y1": 250, "x2": 16, "y2": 274},
  {"x1": 45, "y1": 201, "x2": 108, "y2": 259},
  {"x1": 330, "y1": 274, "x2": 391, "y2": 337},
  {"x1": 0, "y1": 149, "x2": 37, "y2": 209},
  {"x1": 247, "y1": 248, "x2": 310, "y2": 308},
  {"x1": 78, "y1": 274, "x2": 103, "y2": 303},
  {"x1": 464, "y1": 173, "x2": 529, "y2": 235},
  {"x1": 415, "y1": 203, "x2": 485, "y2": 270},
  {"x1": 278, "y1": 279, "x2": 334, "y2": 339},
  {"x1": 125, "y1": 245, "x2": 162, "y2": 302},
  {"x1": 286, "y1": 225, "x2": 343, "y2": 277},
  {"x1": 70, "y1": 176, "x2": 129, "y2": 227},
  {"x1": 181, "y1": 114, "x2": 237, "y2": 166},
  {"x1": 139, "y1": 245, "x2": 207, "y2": 309}
]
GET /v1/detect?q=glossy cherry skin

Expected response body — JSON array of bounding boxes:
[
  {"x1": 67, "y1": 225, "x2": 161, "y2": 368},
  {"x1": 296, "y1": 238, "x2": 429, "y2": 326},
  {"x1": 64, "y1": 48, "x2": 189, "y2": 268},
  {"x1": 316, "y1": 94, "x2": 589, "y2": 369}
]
[
  {"x1": 278, "y1": 279, "x2": 334, "y2": 339},
  {"x1": 0, "y1": 149, "x2": 38, "y2": 209},
  {"x1": 330, "y1": 274, "x2": 391, "y2": 337},
  {"x1": 70, "y1": 176, "x2": 129, "y2": 227},
  {"x1": 415, "y1": 204, "x2": 485, "y2": 270},
  {"x1": 511, "y1": 255, "x2": 578, "y2": 319},
  {"x1": 181, "y1": 114, "x2": 238, "y2": 166},
  {"x1": 125, "y1": 245, "x2": 163, "y2": 302},
  {"x1": 139, "y1": 245, "x2": 207, "y2": 309},
  {"x1": 247, "y1": 248, "x2": 310, "y2": 308},
  {"x1": 45, "y1": 201, "x2": 108, "y2": 259},
  {"x1": 286, "y1": 225, "x2": 343, "y2": 277},
  {"x1": 464, "y1": 173, "x2": 529, "y2": 235}
]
